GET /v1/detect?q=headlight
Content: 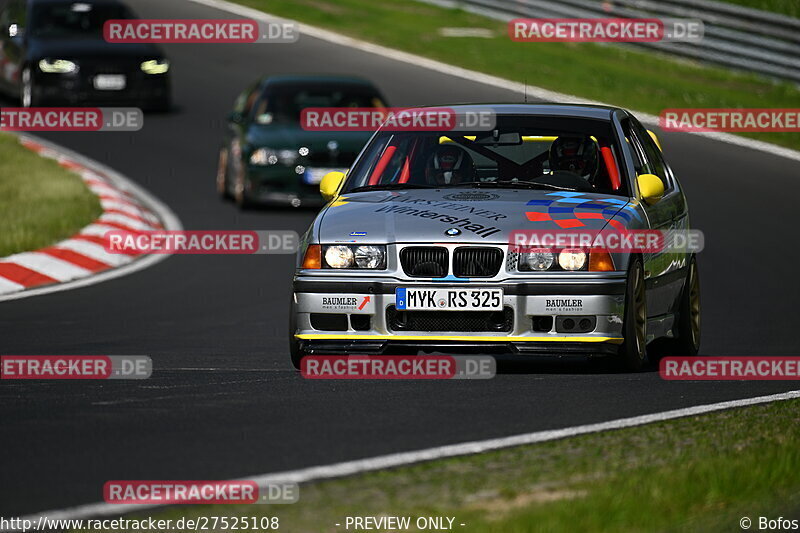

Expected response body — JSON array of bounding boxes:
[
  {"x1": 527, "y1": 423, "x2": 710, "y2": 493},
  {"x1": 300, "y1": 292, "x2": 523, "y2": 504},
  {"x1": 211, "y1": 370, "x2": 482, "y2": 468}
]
[
  {"x1": 250, "y1": 148, "x2": 278, "y2": 166},
  {"x1": 558, "y1": 249, "x2": 587, "y2": 271},
  {"x1": 38, "y1": 59, "x2": 78, "y2": 74},
  {"x1": 522, "y1": 249, "x2": 554, "y2": 271},
  {"x1": 354, "y1": 245, "x2": 384, "y2": 269},
  {"x1": 277, "y1": 149, "x2": 297, "y2": 165},
  {"x1": 323, "y1": 245, "x2": 386, "y2": 269},
  {"x1": 324, "y1": 246, "x2": 354, "y2": 268},
  {"x1": 140, "y1": 59, "x2": 169, "y2": 75}
]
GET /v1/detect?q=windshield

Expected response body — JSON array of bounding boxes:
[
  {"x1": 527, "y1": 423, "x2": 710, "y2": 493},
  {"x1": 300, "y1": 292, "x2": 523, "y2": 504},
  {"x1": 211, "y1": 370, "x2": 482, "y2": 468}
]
[
  {"x1": 343, "y1": 115, "x2": 628, "y2": 196},
  {"x1": 31, "y1": 2, "x2": 133, "y2": 38},
  {"x1": 252, "y1": 83, "x2": 385, "y2": 125}
]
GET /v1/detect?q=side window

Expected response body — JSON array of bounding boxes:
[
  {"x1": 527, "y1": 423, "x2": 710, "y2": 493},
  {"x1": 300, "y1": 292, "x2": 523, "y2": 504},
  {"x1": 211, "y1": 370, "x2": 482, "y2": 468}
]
[
  {"x1": 621, "y1": 118, "x2": 652, "y2": 176},
  {"x1": 631, "y1": 119, "x2": 671, "y2": 191}
]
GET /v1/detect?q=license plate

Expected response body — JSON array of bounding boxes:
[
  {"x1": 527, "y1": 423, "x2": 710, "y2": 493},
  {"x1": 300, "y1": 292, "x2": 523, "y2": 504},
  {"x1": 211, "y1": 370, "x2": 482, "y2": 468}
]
[
  {"x1": 396, "y1": 288, "x2": 503, "y2": 311},
  {"x1": 93, "y1": 74, "x2": 126, "y2": 91},
  {"x1": 304, "y1": 167, "x2": 346, "y2": 185}
]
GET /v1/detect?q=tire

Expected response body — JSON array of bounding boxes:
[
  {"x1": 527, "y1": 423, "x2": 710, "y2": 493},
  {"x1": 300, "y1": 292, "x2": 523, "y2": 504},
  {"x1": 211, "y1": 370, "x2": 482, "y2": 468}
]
[
  {"x1": 615, "y1": 257, "x2": 648, "y2": 371},
  {"x1": 216, "y1": 148, "x2": 231, "y2": 199},
  {"x1": 20, "y1": 67, "x2": 39, "y2": 108},
  {"x1": 654, "y1": 257, "x2": 701, "y2": 358},
  {"x1": 233, "y1": 163, "x2": 251, "y2": 210}
]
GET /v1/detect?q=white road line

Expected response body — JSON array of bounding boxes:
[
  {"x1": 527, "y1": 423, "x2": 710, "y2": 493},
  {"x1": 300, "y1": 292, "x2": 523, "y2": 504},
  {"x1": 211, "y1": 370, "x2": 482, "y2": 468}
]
[
  {"x1": 2, "y1": 252, "x2": 91, "y2": 281},
  {"x1": 79, "y1": 223, "x2": 129, "y2": 238},
  {"x1": 186, "y1": 0, "x2": 800, "y2": 164},
  {"x1": 5, "y1": 389, "x2": 798, "y2": 527}
]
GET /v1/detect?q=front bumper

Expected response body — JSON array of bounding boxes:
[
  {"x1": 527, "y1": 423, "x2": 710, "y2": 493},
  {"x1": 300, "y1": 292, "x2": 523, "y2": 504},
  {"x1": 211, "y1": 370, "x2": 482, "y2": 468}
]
[
  {"x1": 244, "y1": 165, "x2": 328, "y2": 207},
  {"x1": 33, "y1": 70, "x2": 170, "y2": 107},
  {"x1": 292, "y1": 276, "x2": 627, "y2": 356}
]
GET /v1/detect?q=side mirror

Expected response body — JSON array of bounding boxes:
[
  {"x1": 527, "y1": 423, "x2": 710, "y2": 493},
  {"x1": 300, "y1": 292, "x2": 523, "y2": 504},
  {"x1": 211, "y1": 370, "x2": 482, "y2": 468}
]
[
  {"x1": 228, "y1": 111, "x2": 243, "y2": 124},
  {"x1": 320, "y1": 171, "x2": 345, "y2": 201},
  {"x1": 647, "y1": 130, "x2": 662, "y2": 151},
  {"x1": 637, "y1": 174, "x2": 665, "y2": 205}
]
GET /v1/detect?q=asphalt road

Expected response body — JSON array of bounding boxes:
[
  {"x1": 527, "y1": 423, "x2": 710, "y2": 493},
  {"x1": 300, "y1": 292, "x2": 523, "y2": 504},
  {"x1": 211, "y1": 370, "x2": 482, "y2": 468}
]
[{"x1": 2, "y1": 0, "x2": 799, "y2": 516}]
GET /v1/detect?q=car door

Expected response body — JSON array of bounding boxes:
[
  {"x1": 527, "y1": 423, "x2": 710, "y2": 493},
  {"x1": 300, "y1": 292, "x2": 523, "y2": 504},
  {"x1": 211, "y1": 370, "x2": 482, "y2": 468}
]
[
  {"x1": 225, "y1": 82, "x2": 259, "y2": 171},
  {"x1": 621, "y1": 117, "x2": 687, "y2": 322}
]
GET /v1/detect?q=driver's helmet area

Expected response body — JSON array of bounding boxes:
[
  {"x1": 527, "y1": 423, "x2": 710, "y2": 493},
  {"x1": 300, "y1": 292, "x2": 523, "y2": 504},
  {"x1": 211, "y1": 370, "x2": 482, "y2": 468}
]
[
  {"x1": 548, "y1": 135, "x2": 600, "y2": 183},
  {"x1": 424, "y1": 144, "x2": 475, "y2": 186}
]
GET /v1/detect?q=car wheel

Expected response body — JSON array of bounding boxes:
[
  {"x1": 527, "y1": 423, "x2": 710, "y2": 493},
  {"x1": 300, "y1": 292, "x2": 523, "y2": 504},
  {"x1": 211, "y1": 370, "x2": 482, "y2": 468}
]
[
  {"x1": 216, "y1": 148, "x2": 231, "y2": 199},
  {"x1": 616, "y1": 257, "x2": 648, "y2": 371},
  {"x1": 233, "y1": 164, "x2": 251, "y2": 210},
  {"x1": 20, "y1": 67, "x2": 38, "y2": 108},
  {"x1": 654, "y1": 257, "x2": 701, "y2": 358}
]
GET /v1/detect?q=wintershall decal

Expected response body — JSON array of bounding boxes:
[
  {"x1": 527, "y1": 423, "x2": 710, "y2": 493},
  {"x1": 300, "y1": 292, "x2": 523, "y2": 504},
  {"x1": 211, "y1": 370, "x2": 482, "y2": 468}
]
[{"x1": 375, "y1": 205, "x2": 502, "y2": 238}]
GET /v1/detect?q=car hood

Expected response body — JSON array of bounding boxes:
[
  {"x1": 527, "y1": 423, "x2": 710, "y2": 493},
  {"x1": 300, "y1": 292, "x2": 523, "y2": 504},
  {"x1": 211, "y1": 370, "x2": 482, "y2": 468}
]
[
  {"x1": 27, "y1": 37, "x2": 164, "y2": 60},
  {"x1": 318, "y1": 188, "x2": 639, "y2": 244},
  {"x1": 246, "y1": 126, "x2": 372, "y2": 152}
]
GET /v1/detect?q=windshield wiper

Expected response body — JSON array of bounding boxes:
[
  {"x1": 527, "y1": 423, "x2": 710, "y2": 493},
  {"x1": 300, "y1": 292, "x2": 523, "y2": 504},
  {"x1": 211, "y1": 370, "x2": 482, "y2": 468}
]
[
  {"x1": 348, "y1": 183, "x2": 436, "y2": 193},
  {"x1": 459, "y1": 180, "x2": 570, "y2": 191}
]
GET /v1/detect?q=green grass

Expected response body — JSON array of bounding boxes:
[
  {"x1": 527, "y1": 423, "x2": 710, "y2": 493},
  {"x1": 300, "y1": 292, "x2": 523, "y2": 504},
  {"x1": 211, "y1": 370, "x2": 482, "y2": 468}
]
[
  {"x1": 0, "y1": 134, "x2": 102, "y2": 257},
  {"x1": 717, "y1": 0, "x2": 800, "y2": 18},
  {"x1": 235, "y1": 0, "x2": 800, "y2": 151},
  {"x1": 129, "y1": 398, "x2": 800, "y2": 532}
]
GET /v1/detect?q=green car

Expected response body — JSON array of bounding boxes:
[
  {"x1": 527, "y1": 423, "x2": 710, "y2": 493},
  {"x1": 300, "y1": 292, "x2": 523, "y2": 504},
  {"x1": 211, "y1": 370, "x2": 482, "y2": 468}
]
[{"x1": 216, "y1": 75, "x2": 388, "y2": 208}]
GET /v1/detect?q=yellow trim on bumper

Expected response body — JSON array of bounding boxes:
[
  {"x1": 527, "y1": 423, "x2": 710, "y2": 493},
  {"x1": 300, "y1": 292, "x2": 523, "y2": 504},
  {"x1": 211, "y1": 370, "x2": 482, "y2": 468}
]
[{"x1": 296, "y1": 334, "x2": 623, "y2": 344}]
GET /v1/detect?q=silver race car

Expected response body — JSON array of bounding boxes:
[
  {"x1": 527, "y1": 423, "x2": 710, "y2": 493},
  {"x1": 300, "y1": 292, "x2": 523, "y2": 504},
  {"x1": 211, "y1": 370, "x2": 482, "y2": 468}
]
[{"x1": 289, "y1": 104, "x2": 701, "y2": 371}]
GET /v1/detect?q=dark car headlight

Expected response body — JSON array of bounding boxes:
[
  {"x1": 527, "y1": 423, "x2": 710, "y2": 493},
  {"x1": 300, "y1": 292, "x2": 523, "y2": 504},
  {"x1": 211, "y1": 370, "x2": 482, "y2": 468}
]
[
  {"x1": 518, "y1": 248, "x2": 587, "y2": 272},
  {"x1": 38, "y1": 59, "x2": 78, "y2": 74},
  {"x1": 140, "y1": 59, "x2": 169, "y2": 75},
  {"x1": 323, "y1": 245, "x2": 385, "y2": 269}
]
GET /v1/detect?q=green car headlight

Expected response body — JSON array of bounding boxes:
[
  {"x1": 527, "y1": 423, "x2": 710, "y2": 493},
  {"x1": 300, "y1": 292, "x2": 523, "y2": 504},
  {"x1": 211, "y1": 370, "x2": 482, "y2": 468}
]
[
  {"x1": 140, "y1": 59, "x2": 169, "y2": 75},
  {"x1": 38, "y1": 59, "x2": 78, "y2": 74},
  {"x1": 250, "y1": 148, "x2": 278, "y2": 166}
]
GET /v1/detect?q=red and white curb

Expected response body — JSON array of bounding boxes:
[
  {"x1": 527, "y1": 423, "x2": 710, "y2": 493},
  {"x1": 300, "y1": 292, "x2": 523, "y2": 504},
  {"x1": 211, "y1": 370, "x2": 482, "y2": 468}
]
[{"x1": 0, "y1": 135, "x2": 181, "y2": 302}]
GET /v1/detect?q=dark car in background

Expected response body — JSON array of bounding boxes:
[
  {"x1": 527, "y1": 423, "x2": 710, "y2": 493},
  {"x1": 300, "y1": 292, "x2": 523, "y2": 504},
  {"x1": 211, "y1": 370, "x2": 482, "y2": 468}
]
[
  {"x1": 216, "y1": 75, "x2": 388, "y2": 208},
  {"x1": 0, "y1": 0, "x2": 170, "y2": 109}
]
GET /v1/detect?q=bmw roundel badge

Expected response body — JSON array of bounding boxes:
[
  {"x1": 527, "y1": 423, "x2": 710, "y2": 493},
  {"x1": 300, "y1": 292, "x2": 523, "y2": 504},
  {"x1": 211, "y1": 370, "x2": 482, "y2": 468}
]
[{"x1": 445, "y1": 228, "x2": 461, "y2": 237}]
